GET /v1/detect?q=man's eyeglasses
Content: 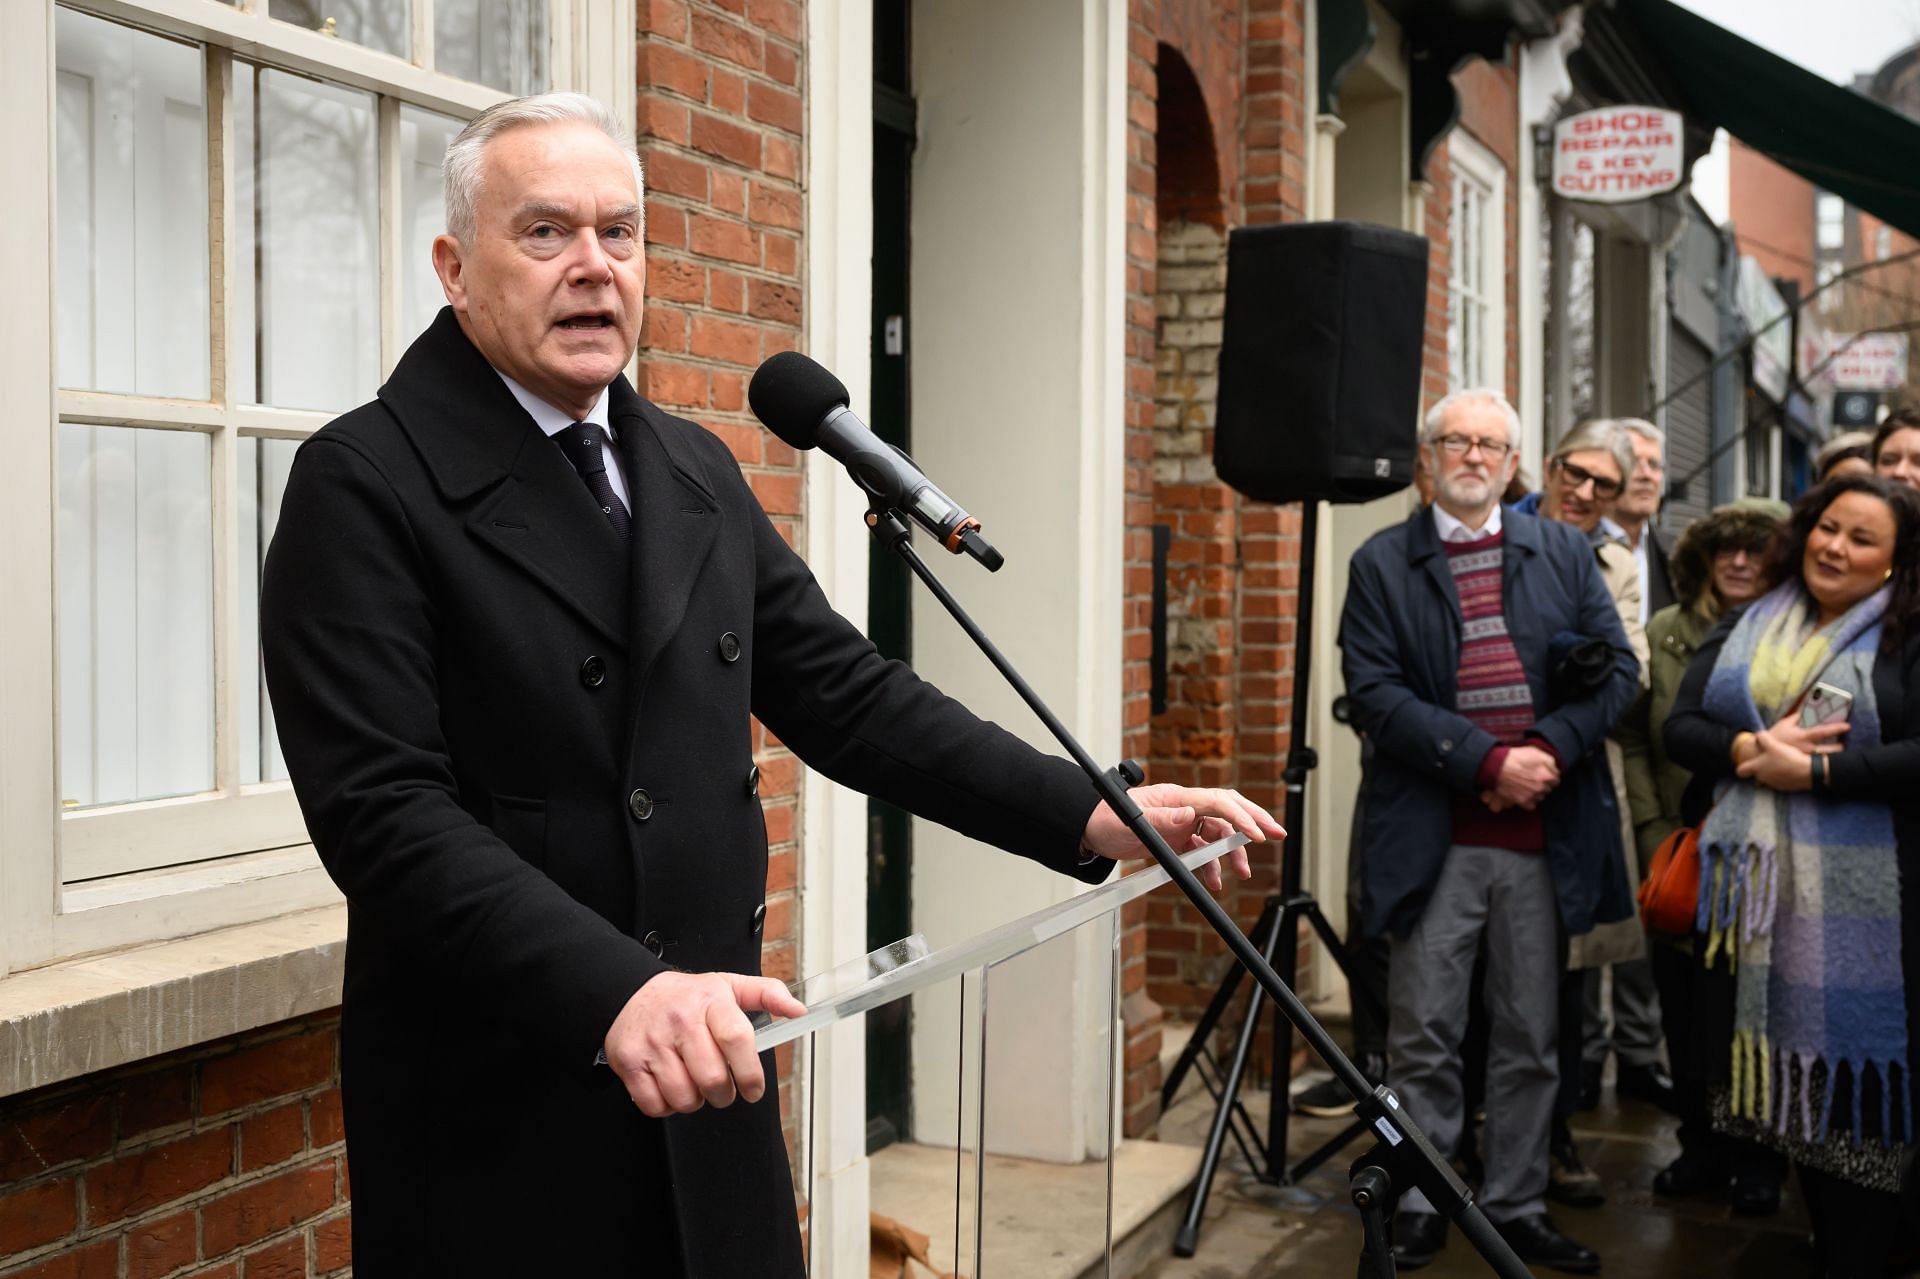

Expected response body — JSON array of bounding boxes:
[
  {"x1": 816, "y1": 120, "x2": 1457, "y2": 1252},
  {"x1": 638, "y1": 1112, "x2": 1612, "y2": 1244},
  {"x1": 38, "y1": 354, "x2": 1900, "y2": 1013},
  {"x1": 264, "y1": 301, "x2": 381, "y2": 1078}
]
[
  {"x1": 1551, "y1": 459, "x2": 1623, "y2": 500},
  {"x1": 1431, "y1": 434, "x2": 1512, "y2": 459}
]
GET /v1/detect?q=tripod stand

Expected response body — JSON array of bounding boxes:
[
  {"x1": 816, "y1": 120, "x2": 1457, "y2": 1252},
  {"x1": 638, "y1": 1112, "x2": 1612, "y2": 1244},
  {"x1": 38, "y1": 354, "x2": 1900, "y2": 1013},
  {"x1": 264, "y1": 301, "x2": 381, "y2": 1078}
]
[
  {"x1": 1157, "y1": 501, "x2": 1374, "y2": 1255},
  {"x1": 861, "y1": 495, "x2": 1528, "y2": 1279}
]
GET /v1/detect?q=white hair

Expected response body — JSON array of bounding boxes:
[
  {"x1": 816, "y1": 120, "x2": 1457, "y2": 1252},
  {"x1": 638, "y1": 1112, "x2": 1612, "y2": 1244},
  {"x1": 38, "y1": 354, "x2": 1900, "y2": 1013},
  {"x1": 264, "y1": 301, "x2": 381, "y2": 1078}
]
[
  {"x1": 444, "y1": 92, "x2": 644, "y2": 245},
  {"x1": 1610, "y1": 417, "x2": 1666, "y2": 458},
  {"x1": 1423, "y1": 388, "x2": 1522, "y2": 447}
]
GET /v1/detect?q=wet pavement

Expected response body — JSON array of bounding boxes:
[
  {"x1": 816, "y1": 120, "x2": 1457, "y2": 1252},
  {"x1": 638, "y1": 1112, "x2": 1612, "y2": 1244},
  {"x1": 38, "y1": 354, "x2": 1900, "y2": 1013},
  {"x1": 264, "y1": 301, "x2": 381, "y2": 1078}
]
[{"x1": 1139, "y1": 1056, "x2": 1849, "y2": 1279}]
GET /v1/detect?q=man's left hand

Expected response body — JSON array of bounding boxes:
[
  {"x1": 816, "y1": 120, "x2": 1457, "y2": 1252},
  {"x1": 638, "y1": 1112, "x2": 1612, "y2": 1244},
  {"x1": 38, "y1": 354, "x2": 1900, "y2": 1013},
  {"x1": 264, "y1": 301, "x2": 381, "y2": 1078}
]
[{"x1": 1081, "y1": 784, "x2": 1284, "y2": 891}]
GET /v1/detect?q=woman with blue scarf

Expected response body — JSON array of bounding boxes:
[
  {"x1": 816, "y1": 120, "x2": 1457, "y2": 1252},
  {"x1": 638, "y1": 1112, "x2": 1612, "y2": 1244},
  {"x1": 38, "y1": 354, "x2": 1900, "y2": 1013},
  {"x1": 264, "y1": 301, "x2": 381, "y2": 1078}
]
[{"x1": 1665, "y1": 475, "x2": 1920, "y2": 1277}]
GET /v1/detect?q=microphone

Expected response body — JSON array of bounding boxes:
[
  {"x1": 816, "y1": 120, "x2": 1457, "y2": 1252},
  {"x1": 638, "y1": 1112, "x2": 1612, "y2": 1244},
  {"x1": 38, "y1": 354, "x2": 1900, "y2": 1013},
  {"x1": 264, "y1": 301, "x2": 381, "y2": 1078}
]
[{"x1": 748, "y1": 352, "x2": 1003, "y2": 571}]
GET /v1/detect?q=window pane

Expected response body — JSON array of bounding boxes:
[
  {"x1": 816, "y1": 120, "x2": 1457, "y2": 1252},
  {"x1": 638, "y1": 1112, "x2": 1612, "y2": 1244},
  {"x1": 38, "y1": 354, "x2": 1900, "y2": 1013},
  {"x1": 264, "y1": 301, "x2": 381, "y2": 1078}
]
[
  {"x1": 55, "y1": 9, "x2": 210, "y2": 400},
  {"x1": 268, "y1": 0, "x2": 410, "y2": 60},
  {"x1": 58, "y1": 425, "x2": 215, "y2": 809},
  {"x1": 238, "y1": 438, "x2": 299, "y2": 785},
  {"x1": 234, "y1": 66, "x2": 380, "y2": 412},
  {"x1": 436, "y1": 0, "x2": 548, "y2": 94},
  {"x1": 401, "y1": 105, "x2": 463, "y2": 345}
]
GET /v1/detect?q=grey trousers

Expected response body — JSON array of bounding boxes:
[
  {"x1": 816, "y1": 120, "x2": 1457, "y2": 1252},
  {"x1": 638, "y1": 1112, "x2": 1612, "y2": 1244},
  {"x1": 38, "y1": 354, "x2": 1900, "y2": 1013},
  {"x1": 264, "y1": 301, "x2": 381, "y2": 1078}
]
[
  {"x1": 1580, "y1": 958, "x2": 1663, "y2": 1068},
  {"x1": 1388, "y1": 844, "x2": 1559, "y2": 1222}
]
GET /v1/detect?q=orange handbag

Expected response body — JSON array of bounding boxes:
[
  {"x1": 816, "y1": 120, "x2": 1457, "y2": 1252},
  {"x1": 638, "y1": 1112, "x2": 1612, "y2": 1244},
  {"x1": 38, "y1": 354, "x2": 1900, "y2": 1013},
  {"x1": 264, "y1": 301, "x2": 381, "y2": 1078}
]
[{"x1": 1638, "y1": 823, "x2": 1703, "y2": 935}]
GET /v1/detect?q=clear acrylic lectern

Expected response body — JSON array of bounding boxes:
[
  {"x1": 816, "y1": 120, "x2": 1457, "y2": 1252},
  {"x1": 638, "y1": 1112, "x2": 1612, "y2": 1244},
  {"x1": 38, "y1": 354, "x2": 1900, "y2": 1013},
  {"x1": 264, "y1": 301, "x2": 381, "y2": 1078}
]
[{"x1": 757, "y1": 834, "x2": 1246, "y2": 1278}]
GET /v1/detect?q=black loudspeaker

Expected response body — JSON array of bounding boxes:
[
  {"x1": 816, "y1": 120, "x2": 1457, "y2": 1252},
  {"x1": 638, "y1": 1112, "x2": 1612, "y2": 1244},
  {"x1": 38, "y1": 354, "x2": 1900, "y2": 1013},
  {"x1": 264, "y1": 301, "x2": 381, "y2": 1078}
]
[{"x1": 1213, "y1": 221, "x2": 1430, "y2": 505}]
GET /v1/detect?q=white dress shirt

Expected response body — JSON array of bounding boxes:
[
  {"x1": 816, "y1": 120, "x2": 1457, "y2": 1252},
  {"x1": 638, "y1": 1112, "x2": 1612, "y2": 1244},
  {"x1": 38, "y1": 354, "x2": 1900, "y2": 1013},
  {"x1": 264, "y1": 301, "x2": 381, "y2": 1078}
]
[
  {"x1": 1432, "y1": 501, "x2": 1503, "y2": 544},
  {"x1": 496, "y1": 371, "x2": 631, "y2": 515}
]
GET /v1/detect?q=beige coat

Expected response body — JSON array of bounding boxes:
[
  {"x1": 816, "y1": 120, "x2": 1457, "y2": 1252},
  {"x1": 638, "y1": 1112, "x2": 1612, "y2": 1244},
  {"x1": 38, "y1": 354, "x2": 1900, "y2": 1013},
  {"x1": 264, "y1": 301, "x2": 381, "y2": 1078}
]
[{"x1": 1568, "y1": 539, "x2": 1648, "y2": 966}]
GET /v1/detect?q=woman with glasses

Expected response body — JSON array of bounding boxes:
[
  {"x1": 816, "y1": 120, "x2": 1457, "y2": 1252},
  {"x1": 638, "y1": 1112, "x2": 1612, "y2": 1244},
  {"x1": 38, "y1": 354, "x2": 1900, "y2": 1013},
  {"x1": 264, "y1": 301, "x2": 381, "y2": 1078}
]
[
  {"x1": 1618, "y1": 498, "x2": 1791, "y2": 1215},
  {"x1": 1664, "y1": 476, "x2": 1920, "y2": 1277},
  {"x1": 1514, "y1": 419, "x2": 1654, "y2": 1208}
]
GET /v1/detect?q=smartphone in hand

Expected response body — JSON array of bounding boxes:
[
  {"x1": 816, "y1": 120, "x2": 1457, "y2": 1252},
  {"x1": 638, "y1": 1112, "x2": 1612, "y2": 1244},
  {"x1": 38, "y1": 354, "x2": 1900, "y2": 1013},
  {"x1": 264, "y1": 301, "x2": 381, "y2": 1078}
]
[{"x1": 1799, "y1": 681, "x2": 1854, "y2": 729}]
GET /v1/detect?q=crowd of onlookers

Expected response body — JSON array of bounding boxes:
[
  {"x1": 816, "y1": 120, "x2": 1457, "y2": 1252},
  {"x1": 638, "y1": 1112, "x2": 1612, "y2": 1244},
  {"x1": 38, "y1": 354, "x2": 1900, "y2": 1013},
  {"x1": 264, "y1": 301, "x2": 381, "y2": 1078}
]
[{"x1": 1310, "y1": 395, "x2": 1920, "y2": 1276}]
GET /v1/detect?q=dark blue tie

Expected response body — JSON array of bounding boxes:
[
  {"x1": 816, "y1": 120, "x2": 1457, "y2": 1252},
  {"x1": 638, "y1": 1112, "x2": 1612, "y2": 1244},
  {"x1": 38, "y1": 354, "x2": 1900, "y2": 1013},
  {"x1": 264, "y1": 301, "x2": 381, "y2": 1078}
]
[{"x1": 554, "y1": 422, "x2": 631, "y2": 541}]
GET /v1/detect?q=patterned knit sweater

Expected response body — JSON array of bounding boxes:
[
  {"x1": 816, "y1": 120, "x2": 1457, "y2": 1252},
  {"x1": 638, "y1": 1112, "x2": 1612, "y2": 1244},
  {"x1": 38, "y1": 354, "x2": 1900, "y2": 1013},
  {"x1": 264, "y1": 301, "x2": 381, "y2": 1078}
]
[{"x1": 1447, "y1": 531, "x2": 1546, "y2": 851}]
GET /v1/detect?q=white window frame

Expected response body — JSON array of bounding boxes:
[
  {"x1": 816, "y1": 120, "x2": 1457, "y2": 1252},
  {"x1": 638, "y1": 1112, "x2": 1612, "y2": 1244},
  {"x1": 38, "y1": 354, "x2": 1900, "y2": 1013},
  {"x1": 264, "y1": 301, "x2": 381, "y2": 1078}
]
[
  {"x1": 1446, "y1": 129, "x2": 1507, "y2": 395},
  {"x1": 1, "y1": 0, "x2": 634, "y2": 977}
]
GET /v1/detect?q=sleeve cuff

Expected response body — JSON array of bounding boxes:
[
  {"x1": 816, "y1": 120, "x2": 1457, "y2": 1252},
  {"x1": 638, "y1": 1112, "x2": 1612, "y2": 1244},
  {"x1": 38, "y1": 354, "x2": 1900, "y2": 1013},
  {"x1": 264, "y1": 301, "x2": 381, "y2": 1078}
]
[{"x1": 1475, "y1": 745, "x2": 1509, "y2": 790}]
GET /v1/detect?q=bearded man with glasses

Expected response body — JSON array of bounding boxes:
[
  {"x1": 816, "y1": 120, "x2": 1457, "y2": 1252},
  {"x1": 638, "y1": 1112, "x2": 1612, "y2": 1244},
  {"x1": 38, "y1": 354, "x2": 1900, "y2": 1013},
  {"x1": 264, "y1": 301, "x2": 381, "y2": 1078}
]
[{"x1": 1338, "y1": 390, "x2": 1638, "y2": 1273}]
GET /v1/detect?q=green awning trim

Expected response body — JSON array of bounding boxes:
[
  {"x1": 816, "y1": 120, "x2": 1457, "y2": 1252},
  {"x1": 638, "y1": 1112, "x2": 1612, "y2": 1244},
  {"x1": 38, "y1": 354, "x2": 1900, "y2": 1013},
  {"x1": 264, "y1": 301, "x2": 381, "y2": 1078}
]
[
  {"x1": 1318, "y1": 0, "x2": 1573, "y2": 179},
  {"x1": 1616, "y1": 0, "x2": 1920, "y2": 239},
  {"x1": 1317, "y1": 0, "x2": 1374, "y2": 116}
]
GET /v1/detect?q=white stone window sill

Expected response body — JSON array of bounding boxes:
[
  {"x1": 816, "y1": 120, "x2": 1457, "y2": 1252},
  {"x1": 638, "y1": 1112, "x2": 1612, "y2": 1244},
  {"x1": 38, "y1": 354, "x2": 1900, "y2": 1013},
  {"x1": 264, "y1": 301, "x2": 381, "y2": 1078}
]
[{"x1": 0, "y1": 905, "x2": 346, "y2": 1099}]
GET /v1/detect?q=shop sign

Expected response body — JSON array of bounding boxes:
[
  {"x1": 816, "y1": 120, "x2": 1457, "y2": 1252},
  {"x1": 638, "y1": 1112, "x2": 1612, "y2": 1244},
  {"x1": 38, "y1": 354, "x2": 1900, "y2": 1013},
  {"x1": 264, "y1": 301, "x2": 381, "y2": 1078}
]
[
  {"x1": 1551, "y1": 106, "x2": 1685, "y2": 203},
  {"x1": 1737, "y1": 257, "x2": 1791, "y2": 402},
  {"x1": 1800, "y1": 330, "x2": 1909, "y2": 391}
]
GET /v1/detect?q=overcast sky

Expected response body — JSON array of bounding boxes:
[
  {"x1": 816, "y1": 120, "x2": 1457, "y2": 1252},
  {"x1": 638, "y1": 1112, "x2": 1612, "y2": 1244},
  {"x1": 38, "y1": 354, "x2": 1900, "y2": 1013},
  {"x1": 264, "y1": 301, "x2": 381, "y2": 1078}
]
[{"x1": 1675, "y1": 0, "x2": 1920, "y2": 84}]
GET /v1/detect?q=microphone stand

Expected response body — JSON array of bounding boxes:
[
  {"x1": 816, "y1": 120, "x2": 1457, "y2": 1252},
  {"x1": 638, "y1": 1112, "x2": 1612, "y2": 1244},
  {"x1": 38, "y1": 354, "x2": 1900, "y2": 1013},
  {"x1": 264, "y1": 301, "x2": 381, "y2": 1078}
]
[{"x1": 862, "y1": 500, "x2": 1530, "y2": 1279}]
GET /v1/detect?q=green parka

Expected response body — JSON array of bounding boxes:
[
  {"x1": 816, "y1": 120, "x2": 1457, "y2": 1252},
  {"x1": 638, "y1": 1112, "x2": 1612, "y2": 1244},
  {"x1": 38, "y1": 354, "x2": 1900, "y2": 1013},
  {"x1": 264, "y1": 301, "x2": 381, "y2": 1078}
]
[{"x1": 1616, "y1": 500, "x2": 1788, "y2": 870}]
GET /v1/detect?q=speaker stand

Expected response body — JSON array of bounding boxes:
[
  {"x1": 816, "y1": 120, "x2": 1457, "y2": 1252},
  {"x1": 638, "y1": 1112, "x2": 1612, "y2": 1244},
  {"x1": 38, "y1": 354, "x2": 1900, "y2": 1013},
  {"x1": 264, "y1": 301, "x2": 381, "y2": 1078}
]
[{"x1": 1161, "y1": 500, "x2": 1374, "y2": 1255}]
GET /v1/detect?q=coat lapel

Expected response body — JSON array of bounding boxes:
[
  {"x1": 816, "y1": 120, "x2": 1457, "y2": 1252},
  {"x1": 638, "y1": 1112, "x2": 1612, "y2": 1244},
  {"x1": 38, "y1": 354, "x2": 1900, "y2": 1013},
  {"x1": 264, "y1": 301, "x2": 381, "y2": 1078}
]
[
  {"x1": 379, "y1": 308, "x2": 631, "y2": 645},
  {"x1": 612, "y1": 382, "x2": 723, "y2": 710},
  {"x1": 467, "y1": 447, "x2": 633, "y2": 647},
  {"x1": 1407, "y1": 509, "x2": 1464, "y2": 630}
]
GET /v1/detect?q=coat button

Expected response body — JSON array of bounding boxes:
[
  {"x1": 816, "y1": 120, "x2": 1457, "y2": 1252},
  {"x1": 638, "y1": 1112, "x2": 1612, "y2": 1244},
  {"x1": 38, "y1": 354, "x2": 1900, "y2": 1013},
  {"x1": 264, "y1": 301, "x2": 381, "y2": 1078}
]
[
  {"x1": 718, "y1": 631, "x2": 741, "y2": 663},
  {"x1": 628, "y1": 788, "x2": 654, "y2": 821},
  {"x1": 746, "y1": 764, "x2": 760, "y2": 795},
  {"x1": 643, "y1": 930, "x2": 665, "y2": 957},
  {"x1": 751, "y1": 904, "x2": 766, "y2": 936},
  {"x1": 580, "y1": 655, "x2": 606, "y2": 687}
]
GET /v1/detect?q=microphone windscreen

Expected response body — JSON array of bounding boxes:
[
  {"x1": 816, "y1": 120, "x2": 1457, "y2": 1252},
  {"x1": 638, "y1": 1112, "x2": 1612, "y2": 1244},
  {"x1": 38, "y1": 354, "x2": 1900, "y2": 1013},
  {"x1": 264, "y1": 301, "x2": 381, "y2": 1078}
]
[{"x1": 748, "y1": 352, "x2": 850, "y2": 449}]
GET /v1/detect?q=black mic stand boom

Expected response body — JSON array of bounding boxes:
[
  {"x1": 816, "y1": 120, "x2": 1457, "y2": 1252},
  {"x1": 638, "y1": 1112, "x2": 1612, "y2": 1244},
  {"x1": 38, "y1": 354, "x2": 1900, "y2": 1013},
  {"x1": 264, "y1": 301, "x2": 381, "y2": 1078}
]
[{"x1": 859, "y1": 498, "x2": 1530, "y2": 1279}]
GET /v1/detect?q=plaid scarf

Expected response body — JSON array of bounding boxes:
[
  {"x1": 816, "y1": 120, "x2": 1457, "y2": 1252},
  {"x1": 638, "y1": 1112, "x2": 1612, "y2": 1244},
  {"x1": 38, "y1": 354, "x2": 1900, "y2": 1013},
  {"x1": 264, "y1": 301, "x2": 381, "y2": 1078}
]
[{"x1": 1697, "y1": 581, "x2": 1909, "y2": 1146}]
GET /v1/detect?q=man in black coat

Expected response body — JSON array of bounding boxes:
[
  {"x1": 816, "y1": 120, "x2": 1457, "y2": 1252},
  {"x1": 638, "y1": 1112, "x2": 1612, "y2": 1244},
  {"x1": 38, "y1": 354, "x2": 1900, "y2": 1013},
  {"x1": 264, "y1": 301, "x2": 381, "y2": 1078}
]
[
  {"x1": 259, "y1": 94, "x2": 1278, "y2": 1277},
  {"x1": 1337, "y1": 389, "x2": 1637, "y2": 1274}
]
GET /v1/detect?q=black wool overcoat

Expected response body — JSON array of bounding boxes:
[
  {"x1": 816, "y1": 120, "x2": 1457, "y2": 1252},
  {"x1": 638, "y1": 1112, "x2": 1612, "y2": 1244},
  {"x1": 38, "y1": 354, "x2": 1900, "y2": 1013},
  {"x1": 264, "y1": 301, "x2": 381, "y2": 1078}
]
[{"x1": 260, "y1": 310, "x2": 1108, "y2": 1277}]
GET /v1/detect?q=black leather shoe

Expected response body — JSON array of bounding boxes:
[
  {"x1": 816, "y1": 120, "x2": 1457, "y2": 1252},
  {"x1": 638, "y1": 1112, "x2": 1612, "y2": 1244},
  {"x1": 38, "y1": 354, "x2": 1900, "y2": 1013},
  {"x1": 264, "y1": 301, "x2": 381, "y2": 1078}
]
[
  {"x1": 1575, "y1": 1059, "x2": 1603, "y2": 1111},
  {"x1": 1616, "y1": 1061, "x2": 1679, "y2": 1114},
  {"x1": 1652, "y1": 1152, "x2": 1725, "y2": 1199},
  {"x1": 1291, "y1": 1052, "x2": 1384, "y2": 1118},
  {"x1": 1548, "y1": 1135, "x2": 1606, "y2": 1207},
  {"x1": 1494, "y1": 1213, "x2": 1600, "y2": 1275},
  {"x1": 1393, "y1": 1211, "x2": 1447, "y2": 1269},
  {"x1": 1728, "y1": 1173, "x2": 1782, "y2": 1217}
]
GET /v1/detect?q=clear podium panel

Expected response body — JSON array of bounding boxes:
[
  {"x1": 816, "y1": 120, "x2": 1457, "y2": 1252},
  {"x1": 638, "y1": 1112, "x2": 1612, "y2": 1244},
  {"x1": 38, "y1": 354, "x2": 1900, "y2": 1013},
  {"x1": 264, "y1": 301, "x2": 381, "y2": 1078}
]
[
  {"x1": 973, "y1": 912, "x2": 1120, "y2": 1278},
  {"x1": 774, "y1": 836, "x2": 1243, "y2": 1278}
]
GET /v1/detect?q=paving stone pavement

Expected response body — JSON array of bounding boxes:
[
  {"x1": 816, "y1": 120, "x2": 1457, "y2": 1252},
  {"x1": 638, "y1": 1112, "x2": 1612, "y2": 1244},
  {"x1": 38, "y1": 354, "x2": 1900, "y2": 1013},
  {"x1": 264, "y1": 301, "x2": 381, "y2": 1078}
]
[{"x1": 1134, "y1": 1061, "x2": 1882, "y2": 1279}]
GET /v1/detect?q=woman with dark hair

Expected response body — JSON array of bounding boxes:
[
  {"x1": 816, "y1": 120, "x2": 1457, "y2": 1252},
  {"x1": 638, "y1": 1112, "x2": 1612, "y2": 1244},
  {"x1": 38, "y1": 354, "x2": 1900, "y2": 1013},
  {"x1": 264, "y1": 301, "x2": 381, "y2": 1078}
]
[
  {"x1": 1665, "y1": 475, "x2": 1920, "y2": 1277},
  {"x1": 1619, "y1": 499, "x2": 1790, "y2": 1212},
  {"x1": 1871, "y1": 406, "x2": 1920, "y2": 490}
]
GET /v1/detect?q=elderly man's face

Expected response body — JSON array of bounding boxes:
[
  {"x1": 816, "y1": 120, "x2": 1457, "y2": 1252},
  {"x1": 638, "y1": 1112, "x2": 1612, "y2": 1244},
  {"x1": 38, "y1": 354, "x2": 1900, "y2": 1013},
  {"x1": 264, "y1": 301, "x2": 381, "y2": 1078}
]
[
  {"x1": 433, "y1": 121, "x2": 645, "y2": 419},
  {"x1": 1426, "y1": 399, "x2": 1518, "y2": 521},
  {"x1": 1618, "y1": 431, "x2": 1664, "y2": 523}
]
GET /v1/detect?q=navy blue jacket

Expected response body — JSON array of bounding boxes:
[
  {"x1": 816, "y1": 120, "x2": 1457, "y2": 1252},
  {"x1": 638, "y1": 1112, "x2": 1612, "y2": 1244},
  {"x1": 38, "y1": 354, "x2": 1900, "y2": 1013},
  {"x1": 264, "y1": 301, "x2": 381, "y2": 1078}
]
[{"x1": 1338, "y1": 506, "x2": 1639, "y2": 939}]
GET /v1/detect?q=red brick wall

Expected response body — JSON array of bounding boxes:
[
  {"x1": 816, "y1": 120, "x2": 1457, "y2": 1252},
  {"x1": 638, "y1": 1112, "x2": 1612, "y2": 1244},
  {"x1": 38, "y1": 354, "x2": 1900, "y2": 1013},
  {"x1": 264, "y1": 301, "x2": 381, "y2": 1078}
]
[
  {"x1": 1728, "y1": 138, "x2": 1817, "y2": 296},
  {"x1": 1121, "y1": 0, "x2": 1310, "y2": 1138},
  {"x1": 0, "y1": 1018, "x2": 348, "y2": 1279},
  {"x1": 631, "y1": 0, "x2": 806, "y2": 1162}
]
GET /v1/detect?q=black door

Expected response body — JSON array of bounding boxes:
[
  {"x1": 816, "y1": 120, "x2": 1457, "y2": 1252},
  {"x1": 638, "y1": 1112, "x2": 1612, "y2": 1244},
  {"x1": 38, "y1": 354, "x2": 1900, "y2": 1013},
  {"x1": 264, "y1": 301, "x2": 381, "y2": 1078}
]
[{"x1": 865, "y1": 0, "x2": 916, "y2": 1156}]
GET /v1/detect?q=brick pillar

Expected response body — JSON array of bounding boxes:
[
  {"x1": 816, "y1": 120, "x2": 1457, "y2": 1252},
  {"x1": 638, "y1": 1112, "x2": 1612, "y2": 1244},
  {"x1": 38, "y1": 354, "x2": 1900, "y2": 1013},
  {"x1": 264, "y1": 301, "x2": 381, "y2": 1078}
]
[{"x1": 633, "y1": 0, "x2": 808, "y2": 1192}]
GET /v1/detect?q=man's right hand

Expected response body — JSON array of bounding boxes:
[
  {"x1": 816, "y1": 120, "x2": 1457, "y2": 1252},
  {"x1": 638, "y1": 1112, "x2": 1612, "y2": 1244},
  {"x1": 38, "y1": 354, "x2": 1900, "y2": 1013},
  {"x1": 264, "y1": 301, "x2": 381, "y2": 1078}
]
[
  {"x1": 603, "y1": 972, "x2": 807, "y2": 1118},
  {"x1": 1486, "y1": 744, "x2": 1561, "y2": 812}
]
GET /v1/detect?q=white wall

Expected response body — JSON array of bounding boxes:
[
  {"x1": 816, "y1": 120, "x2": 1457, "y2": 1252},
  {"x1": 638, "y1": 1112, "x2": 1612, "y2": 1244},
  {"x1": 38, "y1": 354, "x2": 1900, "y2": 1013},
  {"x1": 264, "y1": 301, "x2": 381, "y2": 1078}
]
[{"x1": 907, "y1": 0, "x2": 1126, "y2": 1163}]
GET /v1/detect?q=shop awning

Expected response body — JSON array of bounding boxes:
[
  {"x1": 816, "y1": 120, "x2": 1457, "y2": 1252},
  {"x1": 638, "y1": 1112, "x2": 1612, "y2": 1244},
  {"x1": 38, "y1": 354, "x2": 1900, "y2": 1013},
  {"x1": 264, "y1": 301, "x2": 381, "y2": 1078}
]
[{"x1": 1605, "y1": 0, "x2": 1920, "y2": 239}]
